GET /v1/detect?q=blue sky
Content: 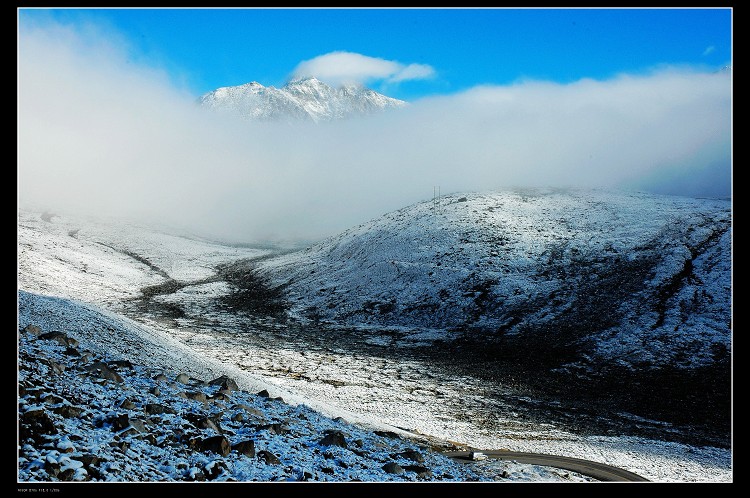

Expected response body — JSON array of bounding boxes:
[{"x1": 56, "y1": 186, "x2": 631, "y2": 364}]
[{"x1": 18, "y1": 7, "x2": 732, "y2": 101}]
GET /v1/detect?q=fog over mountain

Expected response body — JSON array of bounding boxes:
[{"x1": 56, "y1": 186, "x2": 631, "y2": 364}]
[{"x1": 18, "y1": 20, "x2": 731, "y2": 245}]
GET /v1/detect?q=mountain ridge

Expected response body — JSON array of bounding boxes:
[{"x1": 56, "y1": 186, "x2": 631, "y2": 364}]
[{"x1": 198, "y1": 77, "x2": 407, "y2": 122}]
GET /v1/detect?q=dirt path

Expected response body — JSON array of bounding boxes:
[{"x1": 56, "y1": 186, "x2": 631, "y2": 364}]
[{"x1": 444, "y1": 450, "x2": 650, "y2": 481}]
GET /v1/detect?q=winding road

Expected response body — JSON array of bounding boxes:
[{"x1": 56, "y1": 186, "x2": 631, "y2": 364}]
[{"x1": 443, "y1": 450, "x2": 650, "y2": 482}]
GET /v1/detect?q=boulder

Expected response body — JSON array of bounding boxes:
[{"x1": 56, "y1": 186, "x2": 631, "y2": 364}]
[
  {"x1": 319, "y1": 430, "x2": 348, "y2": 448},
  {"x1": 120, "y1": 399, "x2": 136, "y2": 410},
  {"x1": 54, "y1": 405, "x2": 83, "y2": 418},
  {"x1": 185, "y1": 391, "x2": 208, "y2": 403},
  {"x1": 403, "y1": 465, "x2": 432, "y2": 478},
  {"x1": 22, "y1": 324, "x2": 43, "y2": 336},
  {"x1": 19, "y1": 408, "x2": 58, "y2": 443},
  {"x1": 393, "y1": 450, "x2": 424, "y2": 463},
  {"x1": 42, "y1": 359, "x2": 66, "y2": 375},
  {"x1": 109, "y1": 359, "x2": 134, "y2": 369},
  {"x1": 200, "y1": 435, "x2": 231, "y2": 457},
  {"x1": 185, "y1": 413, "x2": 223, "y2": 434},
  {"x1": 209, "y1": 375, "x2": 239, "y2": 392},
  {"x1": 39, "y1": 331, "x2": 78, "y2": 348},
  {"x1": 85, "y1": 362, "x2": 124, "y2": 383},
  {"x1": 382, "y1": 462, "x2": 404, "y2": 474},
  {"x1": 257, "y1": 450, "x2": 280, "y2": 465},
  {"x1": 145, "y1": 403, "x2": 175, "y2": 415},
  {"x1": 232, "y1": 440, "x2": 255, "y2": 457}
]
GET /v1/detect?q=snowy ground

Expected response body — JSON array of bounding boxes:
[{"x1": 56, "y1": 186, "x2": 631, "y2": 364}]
[{"x1": 16, "y1": 197, "x2": 732, "y2": 483}]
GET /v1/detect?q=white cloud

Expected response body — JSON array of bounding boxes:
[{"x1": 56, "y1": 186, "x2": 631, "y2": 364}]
[
  {"x1": 703, "y1": 45, "x2": 716, "y2": 56},
  {"x1": 388, "y1": 63, "x2": 436, "y2": 83},
  {"x1": 291, "y1": 51, "x2": 436, "y2": 86},
  {"x1": 18, "y1": 21, "x2": 731, "y2": 244}
]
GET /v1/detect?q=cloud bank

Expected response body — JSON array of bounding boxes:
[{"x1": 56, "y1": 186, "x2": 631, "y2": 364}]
[
  {"x1": 18, "y1": 22, "x2": 731, "y2": 244},
  {"x1": 291, "y1": 51, "x2": 436, "y2": 87}
]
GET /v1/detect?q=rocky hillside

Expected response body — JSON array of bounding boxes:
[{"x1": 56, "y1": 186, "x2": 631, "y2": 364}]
[{"x1": 17, "y1": 313, "x2": 491, "y2": 483}]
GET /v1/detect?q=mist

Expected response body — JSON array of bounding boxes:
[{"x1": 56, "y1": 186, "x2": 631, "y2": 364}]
[{"x1": 18, "y1": 22, "x2": 731, "y2": 245}]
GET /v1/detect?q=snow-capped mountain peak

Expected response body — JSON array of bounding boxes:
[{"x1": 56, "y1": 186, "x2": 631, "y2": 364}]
[{"x1": 198, "y1": 77, "x2": 407, "y2": 123}]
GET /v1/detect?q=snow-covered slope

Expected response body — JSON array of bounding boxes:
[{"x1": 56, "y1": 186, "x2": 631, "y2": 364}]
[
  {"x1": 257, "y1": 188, "x2": 731, "y2": 373},
  {"x1": 198, "y1": 77, "x2": 407, "y2": 122},
  {"x1": 16, "y1": 198, "x2": 733, "y2": 482}
]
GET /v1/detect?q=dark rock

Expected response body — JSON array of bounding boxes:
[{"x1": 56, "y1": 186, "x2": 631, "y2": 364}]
[
  {"x1": 145, "y1": 403, "x2": 174, "y2": 415},
  {"x1": 110, "y1": 359, "x2": 134, "y2": 370},
  {"x1": 110, "y1": 413, "x2": 130, "y2": 431},
  {"x1": 257, "y1": 450, "x2": 280, "y2": 465},
  {"x1": 319, "y1": 430, "x2": 348, "y2": 448},
  {"x1": 86, "y1": 362, "x2": 124, "y2": 383},
  {"x1": 139, "y1": 433, "x2": 157, "y2": 445},
  {"x1": 258, "y1": 423, "x2": 291, "y2": 435},
  {"x1": 54, "y1": 405, "x2": 83, "y2": 418},
  {"x1": 185, "y1": 413, "x2": 223, "y2": 434},
  {"x1": 209, "y1": 375, "x2": 239, "y2": 392},
  {"x1": 382, "y1": 462, "x2": 404, "y2": 474},
  {"x1": 233, "y1": 404, "x2": 264, "y2": 417},
  {"x1": 186, "y1": 391, "x2": 208, "y2": 403},
  {"x1": 63, "y1": 347, "x2": 80, "y2": 357},
  {"x1": 375, "y1": 430, "x2": 401, "y2": 439},
  {"x1": 232, "y1": 440, "x2": 255, "y2": 457},
  {"x1": 19, "y1": 408, "x2": 57, "y2": 442},
  {"x1": 42, "y1": 393, "x2": 65, "y2": 404},
  {"x1": 44, "y1": 460, "x2": 60, "y2": 477},
  {"x1": 205, "y1": 459, "x2": 228, "y2": 480},
  {"x1": 175, "y1": 373, "x2": 190, "y2": 384},
  {"x1": 21, "y1": 387, "x2": 43, "y2": 400},
  {"x1": 79, "y1": 454, "x2": 100, "y2": 467},
  {"x1": 231, "y1": 412, "x2": 244, "y2": 422},
  {"x1": 187, "y1": 468, "x2": 207, "y2": 481},
  {"x1": 109, "y1": 440, "x2": 129, "y2": 452},
  {"x1": 257, "y1": 389, "x2": 271, "y2": 398},
  {"x1": 403, "y1": 465, "x2": 432, "y2": 478},
  {"x1": 393, "y1": 450, "x2": 424, "y2": 463},
  {"x1": 39, "y1": 331, "x2": 78, "y2": 348},
  {"x1": 211, "y1": 391, "x2": 231, "y2": 402},
  {"x1": 86, "y1": 466, "x2": 101, "y2": 480},
  {"x1": 43, "y1": 359, "x2": 66, "y2": 375},
  {"x1": 129, "y1": 418, "x2": 149, "y2": 434},
  {"x1": 200, "y1": 435, "x2": 231, "y2": 457},
  {"x1": 150, "y1": 386, "x2": 161, "y2": 396},
  {"x1": 153, "y1": 373, "x2": 168, "y2": 382},
  {"x1": 120, "y1": 399, "x2": 136, "y2": 410},
  {"x1": 23, "y1": 324, "x2": 43, "y2": 336}
]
